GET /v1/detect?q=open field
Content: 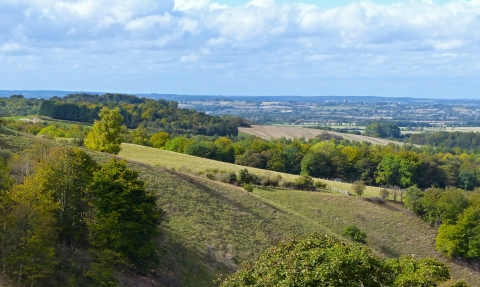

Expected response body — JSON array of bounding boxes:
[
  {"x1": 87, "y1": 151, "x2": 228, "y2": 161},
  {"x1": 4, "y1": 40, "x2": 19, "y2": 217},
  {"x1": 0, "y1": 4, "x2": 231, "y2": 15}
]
[
  {"x1": 239, "y1": 125, "x2": 410, "y2": 146},
  {"x1": 446, "y1": 127, "x2": 480, "y2": 132},
  {"x1": 116, "y1": 144, "x2": 480, "y2": 286},
  {"x1": 119, "y1": 143, "x2": 384, "y2": 197},
  {"x1": 4, "y1": 115, "x2": 92, "y2": 128}
]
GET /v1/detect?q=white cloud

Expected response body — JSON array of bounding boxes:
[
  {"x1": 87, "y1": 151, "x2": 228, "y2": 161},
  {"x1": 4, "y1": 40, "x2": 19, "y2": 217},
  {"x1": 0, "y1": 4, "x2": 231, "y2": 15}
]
[
  {"x1": 0, "y1": 42, "x2": 23, "y2": 52},
  {"x1": 124, "y1": 14, "x2": 173, "y2": 31},
  {"x1": 174, "y1": 0, "x2": 209, "y2": 12},
  {"x1": 180, "y1": 54, "x2": 198, "y2": 63},
  {"x1": 245, "y1": 0, "x2": 275, "y2": 8},
  {"x1": 178, "y1": 17, "x2": 198, "y2": 33},
  {"x1": 1, "y1": 0, "x2": 480, "y2": 96}
]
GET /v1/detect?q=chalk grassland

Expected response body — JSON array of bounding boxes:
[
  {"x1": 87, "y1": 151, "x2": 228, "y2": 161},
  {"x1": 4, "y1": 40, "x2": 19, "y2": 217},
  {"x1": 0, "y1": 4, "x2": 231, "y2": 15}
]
[
  {"x1": 239, "y1": 125, "x2": 409, "y2": 146},
  {"x1": 3, "y1": 115, "x2": 92, "y2": 128},
  {"x1": 1, "y1": 129, "x2": 478, "y2": 286},
  {"x1": 119, "y1": 143, "x2": 384, "y2": 197},
  {"x1": 118, "y1": 144, "x2": 480, "y2": 286}
]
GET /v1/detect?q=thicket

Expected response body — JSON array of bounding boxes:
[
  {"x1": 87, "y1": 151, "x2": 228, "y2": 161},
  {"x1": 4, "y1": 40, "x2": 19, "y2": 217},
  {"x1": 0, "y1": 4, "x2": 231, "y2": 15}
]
[
  {"x1": 404, "y1": 186, "x2": 480, "y2": 263},
  {"x1": 0, "y1": 142, "x2": 162, "y2": 286},
  {"x1": 220, "y1": 233, "x2": 467, "y2": 287},
  {"x1": 0, "y1": 95, "x2": 42, "y2": 116},
  {"x1": 181, "y1": 167, "x2": 326, "y2": 192},
  {"x1": 364, "y1": 122, "x2": 401, "y2": 138}
]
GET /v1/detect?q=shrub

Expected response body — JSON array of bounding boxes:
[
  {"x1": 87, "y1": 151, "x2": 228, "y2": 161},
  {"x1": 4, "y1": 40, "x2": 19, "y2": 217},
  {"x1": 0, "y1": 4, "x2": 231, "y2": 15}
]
[
  {"x1": 206, "y1": 173, "x2": 215, "y2": 180},
  {"x1": 220, "y1": 233, "x2": 454, "y2": 287},
  {"x1": 343, "y1": 225, "x2": 367, "y2": 243},
  {"x1": 294, "y1": 175, "x2": 315, "y2": 191},
  {"x1": 244, "y1": 184, "x2": 254, "y2": 192},
  {"x1": 351, "y1": 180, "x2": 366, "y2": 197},
  {"x1": 314, "y1": 180, "x2": 327, "y2": 190},
  {"x1": 380, "y1": 188, "x2": 390, "y2": 200},
  {"x1": 237, "y1": 169, "x2": 252, "y2": 185}
]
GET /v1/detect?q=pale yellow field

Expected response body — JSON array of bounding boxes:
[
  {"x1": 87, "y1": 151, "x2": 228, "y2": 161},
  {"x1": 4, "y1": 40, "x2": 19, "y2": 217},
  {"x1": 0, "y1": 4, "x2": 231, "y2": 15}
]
[
  {"x1": 119, "y1": 143, "x2": 384, "y2": 197},
  {"x1": 239, "y1": 125, "x2": 410, "y2": 146}
]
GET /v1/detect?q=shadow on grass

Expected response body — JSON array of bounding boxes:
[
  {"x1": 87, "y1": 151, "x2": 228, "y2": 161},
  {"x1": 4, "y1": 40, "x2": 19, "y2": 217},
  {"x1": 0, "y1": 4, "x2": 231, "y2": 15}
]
[
  {"x1": 363, "y1": 197, "x2": 405, "y2": 212},
  {"x1": 156, "y1": 231, "x2": 232, "y2": 287},
  {"x1": 378, "y1": 243, "x2": 402, "y2": 258},
  {"x1": 159, "y1": 167, "x2": 294, "y2": 224}
]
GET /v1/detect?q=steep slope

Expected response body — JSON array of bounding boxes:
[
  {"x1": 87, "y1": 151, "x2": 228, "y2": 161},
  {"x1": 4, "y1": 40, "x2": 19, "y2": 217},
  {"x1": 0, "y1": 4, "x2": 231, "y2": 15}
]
[
  {"x1": 123, "y1": 162, "x2": 326, "y2": 286},
  {"x1": 119, "y1": 144, "x2": 480, "y2": 286},
  {"x1": 2, "y1": 130, "x2": 478, "y2": 286}
]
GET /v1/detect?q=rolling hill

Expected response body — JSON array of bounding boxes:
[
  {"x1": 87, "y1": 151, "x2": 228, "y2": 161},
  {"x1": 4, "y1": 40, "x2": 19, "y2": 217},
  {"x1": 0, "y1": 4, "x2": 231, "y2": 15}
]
[
  {"x1": 118, "y1": 143, "x2": 480, "y2": 286},
  {"x1": 1, "y1": 128, "x2": 478, "y2": 286}
]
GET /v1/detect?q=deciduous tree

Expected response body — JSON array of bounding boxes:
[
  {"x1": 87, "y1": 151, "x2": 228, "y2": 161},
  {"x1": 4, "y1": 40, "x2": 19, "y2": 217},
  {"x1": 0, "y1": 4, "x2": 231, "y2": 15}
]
[
  {"x1": 90, "y1": 159, "x2": 162, "y2": 271},
  {"x1": 352, "y1": 180, "x2": 366, "y2": 197},
  {"x1": 84, "y1": 107, "x2": 123, "y2": 154}
]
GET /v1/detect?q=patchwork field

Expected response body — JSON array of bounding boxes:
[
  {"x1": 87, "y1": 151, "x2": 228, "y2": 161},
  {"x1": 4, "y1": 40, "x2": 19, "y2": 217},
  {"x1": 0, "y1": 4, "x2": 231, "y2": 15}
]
[{"x1": 239, "y1": 125, "x2": 410, "y2": 146}]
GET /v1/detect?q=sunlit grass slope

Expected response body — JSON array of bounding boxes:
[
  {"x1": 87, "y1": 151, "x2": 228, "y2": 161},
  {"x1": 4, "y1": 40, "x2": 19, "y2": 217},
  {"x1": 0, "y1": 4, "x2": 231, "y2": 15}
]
[
  {"x1": 119, "y1": 143, "x2": 480, "y2": 286},
  {"x1": 119, "y1": 143, "x2": 384, "y2": 197},
  {"x1": 122, "y1": 161, "x2": 326, "y2": 286}
]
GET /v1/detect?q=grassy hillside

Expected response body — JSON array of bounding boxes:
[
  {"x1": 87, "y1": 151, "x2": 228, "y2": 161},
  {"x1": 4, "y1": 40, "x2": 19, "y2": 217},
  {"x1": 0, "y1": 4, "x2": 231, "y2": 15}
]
[
  {"x1": 2, "y1": 130, "x2": 479, "y2": 286},
  {"x1": 118, "y1": 143, "x2": 480, "y2": 286},
  {"x1": 119, "y1": 143, "x2": 384, "y2": 197}
]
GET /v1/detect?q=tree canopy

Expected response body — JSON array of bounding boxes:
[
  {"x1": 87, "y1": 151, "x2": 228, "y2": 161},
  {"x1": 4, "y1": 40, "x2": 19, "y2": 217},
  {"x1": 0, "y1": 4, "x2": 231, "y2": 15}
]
[
  {"x1": 84, "y1": 107, "x2": 123, "y2": 154},
  {"x1": 220, "y1": 233, "x2": 457, "y2": 287}
]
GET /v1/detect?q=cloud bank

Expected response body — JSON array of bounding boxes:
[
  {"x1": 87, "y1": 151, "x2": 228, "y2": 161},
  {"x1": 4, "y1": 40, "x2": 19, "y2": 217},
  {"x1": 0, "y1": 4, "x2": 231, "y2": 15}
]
[{"x1": 1, "y1": 0, "x2": 480, "y2": 97}]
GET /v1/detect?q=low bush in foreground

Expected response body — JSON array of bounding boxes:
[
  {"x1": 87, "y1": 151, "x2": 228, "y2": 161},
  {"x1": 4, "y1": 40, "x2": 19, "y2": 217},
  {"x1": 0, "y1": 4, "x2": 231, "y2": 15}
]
[{"x1": 220, "y1": 233, "x2": 465, "y2": 287}]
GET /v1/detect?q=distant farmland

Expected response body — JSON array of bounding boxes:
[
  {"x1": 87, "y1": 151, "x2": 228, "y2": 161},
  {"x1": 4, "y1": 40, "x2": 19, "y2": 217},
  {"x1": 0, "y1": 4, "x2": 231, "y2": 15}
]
[{"x1": 240, "y1": 125, "x2": 411, "y2": 146}]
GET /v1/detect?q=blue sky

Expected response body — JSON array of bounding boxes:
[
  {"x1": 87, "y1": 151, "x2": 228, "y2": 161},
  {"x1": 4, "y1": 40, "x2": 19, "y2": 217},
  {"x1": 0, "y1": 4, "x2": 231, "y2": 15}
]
[
  {"x1": 1, "y1": 0, "x2": 479, "y2": 98},
  {"x1": 219, "y1": 0, "x2": 453, "y2": 7}
]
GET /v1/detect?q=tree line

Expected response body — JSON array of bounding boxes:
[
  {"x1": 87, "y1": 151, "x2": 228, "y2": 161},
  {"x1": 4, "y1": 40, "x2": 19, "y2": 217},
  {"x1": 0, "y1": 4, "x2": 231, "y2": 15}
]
[
  {"x1": 6, "y1": 112, "x2": 480, "y2": 192},
  {"x1": 139, "y1": 132, "x2": 480, "y2": 191},
  {"x1": 406, "y1": 131, "x2": 480, "y2": 151},
  {"x1": 38, "y1": 93, "x2": 248, "y2": 136}
]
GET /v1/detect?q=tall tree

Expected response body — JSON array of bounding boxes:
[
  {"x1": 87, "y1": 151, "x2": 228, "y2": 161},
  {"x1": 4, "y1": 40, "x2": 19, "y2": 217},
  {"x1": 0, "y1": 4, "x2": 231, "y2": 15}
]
[
  {"x1": 2, "y1": 172, "x2": 59, "y2": 286},
  {"x1": 35, "y1": 147, "x2": 97, "y2": 247},
  {"x1": 149, "y1": 132, "x2": 170, "y2": 148},
  {"x1": 90, "y1": 159, "x2": 162, "y2": 272},
  {"x1": 84, "y1": 107, "x2": 124, "y2": 155},
  {"x1": 436, "y1": 204, "x2": 480, "y2": 260},
  {"x1": 376, "y1": 152, "x2": 421, "y2": 188}
]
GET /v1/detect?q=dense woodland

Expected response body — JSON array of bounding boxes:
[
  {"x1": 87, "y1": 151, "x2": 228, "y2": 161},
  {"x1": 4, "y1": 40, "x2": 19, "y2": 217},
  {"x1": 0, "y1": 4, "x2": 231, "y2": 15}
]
[
  {"x1": 404, "y1": 185, "x2": 480, "y2": 262},
  {"x1": 1, "y1": 93, "x2": 248, "y2": 136},
  {"x1": 39, "y1": 93, "x2": 247, "y2": 136},
  {"x1": 0, "y1": 138, "x2": 162, "y2": 286}
]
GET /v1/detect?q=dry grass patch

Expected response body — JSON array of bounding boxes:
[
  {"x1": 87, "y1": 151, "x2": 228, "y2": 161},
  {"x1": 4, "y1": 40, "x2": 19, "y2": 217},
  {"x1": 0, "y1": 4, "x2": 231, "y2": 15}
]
[
  {"x1": 252, "y1": 188, "x2": 480, "y2": 286},
  {"x1": 239, "y1": 125, "x2": 410, "y2": 146}
]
